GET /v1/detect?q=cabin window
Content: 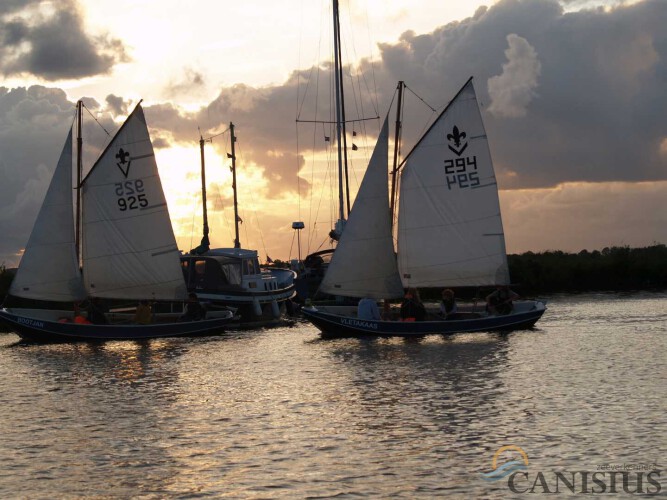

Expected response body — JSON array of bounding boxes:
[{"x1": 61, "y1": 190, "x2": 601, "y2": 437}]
[
  {"x1": 194, "y1": 260, "x2": 207, "y2": 287},
  {"x1": 219, "y1": 262, "x2": 242, "y2": 285},
  {"x1": 243, "y1": 259, "x2": 258, "y2": 276}
]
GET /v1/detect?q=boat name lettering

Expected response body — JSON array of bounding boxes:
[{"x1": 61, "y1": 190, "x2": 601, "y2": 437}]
[
  {"x1": 444, "y1": 156, "x2": 480, "y2": 190},
  {"x1": 17, "y1": 317, "x2": 44, "y2": 329},
  {"x1": 341, "y1": 318, "x2": 378, "y2": 330},
  {"x1": 115, "y1": 179, "x2": 149, "y2": 211}
]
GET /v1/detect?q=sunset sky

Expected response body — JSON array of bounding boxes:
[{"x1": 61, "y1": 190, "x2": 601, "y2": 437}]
[{"x1": 1, "y1": 0, "x2": 665, "y2": 267}]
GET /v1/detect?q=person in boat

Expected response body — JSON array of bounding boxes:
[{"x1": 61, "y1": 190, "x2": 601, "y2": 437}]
[
  {"x1": 382, "y1": 300, "x2": 393, "y2": 321},
  {"x1": 486, "y1": 285, "x2": 519, "y2": 315},
  {"x1": 180, "y1": 292, "x2": 205, "y2": 321},
  {"x1": 357, "y1": 297, "x2": 381, "y2": 320},
  {"x1": 439, "y1": 289, "x2": 457, "y2": 319},
  {"x1": 134, "y1": 300, "x2": 153, "y2": 325},
  {"x1": 400, "y1": 288, "x2": 426, "y2": 321},
  {"x1": 87, "y1": 297, "x2": 109, "y2": 324}
]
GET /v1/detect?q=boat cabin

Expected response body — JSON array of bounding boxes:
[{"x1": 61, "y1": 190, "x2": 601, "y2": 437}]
[{"x1": 180, "y1": 248, "x2": 282, "y2": 293}]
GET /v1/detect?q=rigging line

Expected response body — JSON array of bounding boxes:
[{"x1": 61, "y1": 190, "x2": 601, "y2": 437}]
[
  {"x1": 404, "y1": 84, "x2": 437, "y2": 113},
  {"x1": 288, "y1": 228, "x2": 296, "y2": 261},
  {"x1": 235, "y1": 138, "x2": 267, "y2": 257},
  {"x1": 296, "y1": 117, "x2": 378, "y2": 124},
  {"x1": 364, "y1": 2, "x2": 379, "y2": 117},
  {"x1": 82, "y1": 103, "x2": 111, "y2": 136},
  {"x1": 306, "y1": 43, "x2": 325, "y2": 255}
]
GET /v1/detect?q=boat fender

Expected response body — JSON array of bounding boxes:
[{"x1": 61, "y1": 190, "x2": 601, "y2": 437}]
[
  {"x1": 270, "y1": 299, "x2": 280, "y2": 318},
  {"x1": 252, "y1": 298, "x2": 262, "y2": 316}
]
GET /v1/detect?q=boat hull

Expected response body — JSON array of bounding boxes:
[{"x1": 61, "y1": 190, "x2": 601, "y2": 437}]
[
  {"x1": 301, "y1": 301, "x2": 546, "y2": 338},
  {"x1": 0, "y1": 308, "x2": 234, "y2": 343}
]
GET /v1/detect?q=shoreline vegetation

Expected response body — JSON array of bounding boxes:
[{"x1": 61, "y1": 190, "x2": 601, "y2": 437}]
[{"x1": 1, "y1": 245, "x2": 666, "y2": 303}]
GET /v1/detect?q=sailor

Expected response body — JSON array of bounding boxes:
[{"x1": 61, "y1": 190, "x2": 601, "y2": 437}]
[
  {"x1": 439, "y1": 289, "x2": 458, "y2": 318},
  {"x1": 134, "y1": 300, "x2": 153, "y2": 325},
  {"x1": 400, "y1": 288, "x2": 426, "y2": 321},
  {"x1": 358, "y1": 297, "x2": 381, "y2": 320},
  {"x1": 486, "y1": 285, "x2": 519, "y2": 315}
]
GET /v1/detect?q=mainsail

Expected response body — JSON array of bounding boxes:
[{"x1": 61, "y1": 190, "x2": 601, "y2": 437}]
[
  {"x1": 319, "y1": 117, "x2": 404, "y2": 299},
  {"x1": 397, "y1": 78, "x2": 510, "y2": 287},
  {"x1": 9, "y1": 127, "x2": 87, "y2": 302},
  {"x1": 81, "y1": 104, "x2": 187, "y2": 300}
]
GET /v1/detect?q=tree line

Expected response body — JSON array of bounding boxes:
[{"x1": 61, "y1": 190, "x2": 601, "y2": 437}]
[{"x1": 507, "y1": 244, "x2": 667, "y2": 293}]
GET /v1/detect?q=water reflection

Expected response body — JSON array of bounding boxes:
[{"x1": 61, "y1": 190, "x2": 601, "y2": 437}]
[{"x1": 0, "y1": 294, "x2": 665, "y2": 498}]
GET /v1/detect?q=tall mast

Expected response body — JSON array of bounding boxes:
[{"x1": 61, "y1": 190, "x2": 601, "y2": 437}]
[
  {"x1": 390, "y1": 81, "x2": 404, "y2": 227},
  {"x1": 75, "y1": 100, "x2": 83, "y2": 263},
  {"x1": 198, "y1": 134, "x2": 210, "y2": 252},
  {"x1": 332, "y1": 0, "x2": 345, "y2": 224},
  {"x1": 229, "y1": 122, "x2": 241, "y2": 249}
]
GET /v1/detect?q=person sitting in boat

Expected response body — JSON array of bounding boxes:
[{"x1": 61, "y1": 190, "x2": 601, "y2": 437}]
[
  {"x1": 486, "y1": 285, "x2": 519, "y2": 315},
  {"x1": 87, "y1": 297, "x2": 109, "y2": 324},
  {"x1": 180, "y1": 293, "x2": 205, "y2": 321},
  {"x1": 439, "y1": 289, "x2": 457, "y2": 319},
  {"x1": 357, "y1": 297, "x2": 381, "y2": 321},
  {"x1": 400, "y1": 288, "x2": 426, "y2": 321},
  {"x1": 382, "y1": 300, "x2": 393, "y2": 321},
  {"x1": 134, "y1": 300, "x2": 153, "y2": 325}
]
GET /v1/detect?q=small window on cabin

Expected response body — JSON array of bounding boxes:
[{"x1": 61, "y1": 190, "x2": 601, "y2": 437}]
[
  {"x1": 194, "y1": 260, "x2": 206, "y2": 286},
  {"x1": 244, "y1": 259, "x2": 257, "y2": 276}
]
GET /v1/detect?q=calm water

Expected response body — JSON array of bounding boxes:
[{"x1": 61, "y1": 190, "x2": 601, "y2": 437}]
[{"x1": 0, "y1": 293, "x2": 665, "y2": 498}]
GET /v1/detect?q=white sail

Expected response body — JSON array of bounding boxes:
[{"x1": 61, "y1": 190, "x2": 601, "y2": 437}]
[
  {"x1": 81, "y1": 104, "x2": 187, "y2": 300},
  {"x1": 9, "y1": 127, "x2": 87, "y2": 302},
  {"x1": 319, "y1": 117, "x2": 404, "y2": 299},
  {"x1": 397, "y1": 78, "x2": 510, "y2": 287}
]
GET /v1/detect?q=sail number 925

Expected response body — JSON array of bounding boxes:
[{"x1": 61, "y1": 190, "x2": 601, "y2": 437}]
[{"x1": 115, "y1": 179, "x2": 148, "y2": 211}]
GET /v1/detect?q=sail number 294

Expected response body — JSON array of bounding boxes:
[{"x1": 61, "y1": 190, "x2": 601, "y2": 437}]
[
  {"x1": 444, "y1": 156, "x2": 479, "y2": 190},
  {"x1": 115, "y1": 179, "x2": 148, "y2": 211}
]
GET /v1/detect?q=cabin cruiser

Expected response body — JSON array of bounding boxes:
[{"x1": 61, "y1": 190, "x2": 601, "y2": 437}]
[{"x1": 181, "y1": 248, "x2": 296, "y2": 322}]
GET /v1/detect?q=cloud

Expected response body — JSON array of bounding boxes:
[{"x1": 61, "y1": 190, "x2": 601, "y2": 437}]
[
  {"x1": 2, "y1": 0, "x2": 667, "y2": 264},
  {"x1": 502, "y1": 181, "x2": 667, "y2": 253},
  {"x1": 105, "y1": 94, "x2": 127, "y2": 116},
  {"x1": 0, "y1": 0, "x2": 129, "y2": 80},
  {"x1": 487, "y1": 34, "x2": 541, "y2": 118}
]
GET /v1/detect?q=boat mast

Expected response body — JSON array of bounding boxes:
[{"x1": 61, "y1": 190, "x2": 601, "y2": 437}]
[
  {"x1": 199, "y1": 133, "x2": 211, "y2": 251},
  {"x1": 229, "y1": 122, "x2": 241, "y2": 249},
  {"x1": 390, "y1": 81, "x2": 404, "y2": 227},
  {"x1": 75, "y1": 100, "x2": 83, "y2": 263},
  {"x1": 332, "y1": 0, "x2": 346, "y2": 225}
]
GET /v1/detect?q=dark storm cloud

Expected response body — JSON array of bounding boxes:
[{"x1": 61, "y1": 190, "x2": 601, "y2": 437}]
[
  {"x1": 0, "y1": 0, "x2": 129, "y2": 80},
  {"x1": 376, "y1": 0, "x2": 667, "y2": 188}
]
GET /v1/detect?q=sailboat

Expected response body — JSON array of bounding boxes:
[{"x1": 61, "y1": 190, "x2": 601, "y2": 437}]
[
  {"x1": 301, "y1": 77, "x2": 546, "y2": 337},
  {"x1": 180, "y1": 123, "x2": 296, "y2": 323},
  {"x1": 0, "y1": 102, "x2": 233, "y2": 342}
]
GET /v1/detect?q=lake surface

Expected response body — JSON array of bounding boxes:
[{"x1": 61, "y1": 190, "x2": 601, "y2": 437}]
[{"x1": 0, "y1": 292, "x2": 665, "y2": 498}]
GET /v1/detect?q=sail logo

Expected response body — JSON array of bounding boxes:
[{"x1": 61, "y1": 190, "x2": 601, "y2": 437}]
[
  {"x1": 480, "y1": 445, "x2": 529, "y2": 481},
  {"x1": 447, "y1": 125, "x2": 468, "y2": 156},
  {"x1": 116, "y1": 148, "x2": 132, "y2": 178}
]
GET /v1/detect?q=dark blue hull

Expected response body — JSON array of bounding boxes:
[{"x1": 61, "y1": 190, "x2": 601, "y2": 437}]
[
  {"x1": 301, "y1": 302, "x2": 546, "y2": 338},
  {"x1": 0, "y1": 309, "x2": 233, "y2": 343}
]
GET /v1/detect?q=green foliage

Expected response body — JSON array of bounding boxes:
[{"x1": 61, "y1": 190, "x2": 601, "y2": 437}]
[{"x1": 508, "y1": 244, "x2": 667, "y2": 293}]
